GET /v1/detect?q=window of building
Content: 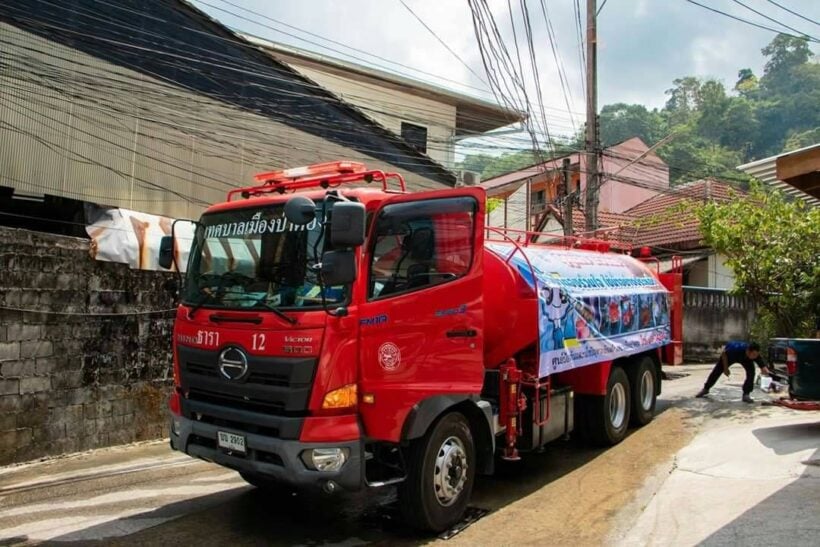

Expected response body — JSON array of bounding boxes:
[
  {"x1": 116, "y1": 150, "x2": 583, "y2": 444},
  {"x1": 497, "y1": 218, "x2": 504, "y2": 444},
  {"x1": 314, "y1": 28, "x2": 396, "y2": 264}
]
[
  {"x1": 400, "y1": 122, "x2": 428, "y2": 154},
  {"x1": 369, "y1": 197, "x2": 476, "y2": 299}
]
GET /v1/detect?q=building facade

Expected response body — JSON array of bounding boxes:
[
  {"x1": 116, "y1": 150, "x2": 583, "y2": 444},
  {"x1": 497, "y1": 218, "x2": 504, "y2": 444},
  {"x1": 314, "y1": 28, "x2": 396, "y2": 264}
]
[
  {"x1": 244, "y1": 36, "x2": 521, "y2": 170},
  {"x1": 0, "y1": 0, "x2": 474, "y2": 231}
]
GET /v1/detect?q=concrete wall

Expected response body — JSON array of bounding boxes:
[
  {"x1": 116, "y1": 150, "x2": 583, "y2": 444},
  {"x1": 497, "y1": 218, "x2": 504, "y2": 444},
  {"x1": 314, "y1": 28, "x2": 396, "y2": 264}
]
[
  {"x1": 0, "y1": 227, "x2": 174, "y2": 465},
  {"x1": 683, "y1": 286, "x2": 756, "y2": 362}
]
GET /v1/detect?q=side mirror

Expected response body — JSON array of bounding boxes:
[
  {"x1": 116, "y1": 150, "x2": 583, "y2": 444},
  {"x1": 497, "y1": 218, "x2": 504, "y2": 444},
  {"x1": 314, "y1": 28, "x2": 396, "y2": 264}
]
[
  {"x1": 320, "y1": 250, "x2": 357, "y2": 286},
  {"x1": 284, "y1": 195, "x2": 317, "y2": 225},
  {"x1": 330, "y1": 202, "x2": 365, "y2": 247},
  {"x1": 158, "y1": 235, "x2": 174, "y2": 270}
]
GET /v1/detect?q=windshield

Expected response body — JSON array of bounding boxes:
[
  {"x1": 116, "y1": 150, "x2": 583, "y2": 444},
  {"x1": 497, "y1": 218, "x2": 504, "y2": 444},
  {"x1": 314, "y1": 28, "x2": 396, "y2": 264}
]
[{"x1": 183, "y1": 202, "x2": 346, "y2": 310}]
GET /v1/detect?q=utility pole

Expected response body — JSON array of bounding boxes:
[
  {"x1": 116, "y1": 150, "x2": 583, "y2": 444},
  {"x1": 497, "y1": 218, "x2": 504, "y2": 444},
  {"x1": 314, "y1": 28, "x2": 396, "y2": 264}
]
[
  {"x1": 562, "y1": 158, "x2": 573, "y2": 237},
  {"x1": 584, "y1": 0, "x2": 600, "y2": 233}
]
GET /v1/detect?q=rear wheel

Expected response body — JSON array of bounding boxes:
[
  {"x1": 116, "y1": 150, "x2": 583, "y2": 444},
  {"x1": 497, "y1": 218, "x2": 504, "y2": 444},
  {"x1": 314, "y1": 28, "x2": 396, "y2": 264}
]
[
  {"x1": 628, "y1": 357, "x2": 657, "y2": 426},
  {"x1": 585, "y1": 366, "x2": 631, "y2": 446},
  {"x1": 399, "y1": 412, "x2": 475, "y2": 532}
]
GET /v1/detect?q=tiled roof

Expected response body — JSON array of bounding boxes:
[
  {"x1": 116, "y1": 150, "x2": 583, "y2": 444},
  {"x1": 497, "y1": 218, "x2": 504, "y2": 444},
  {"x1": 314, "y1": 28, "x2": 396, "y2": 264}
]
[
  {"x1": 540, "y1": 206, "x2": 637, "y2": 250},
  {"x1": 539, "y1": 178, "x2": 741, "y2": 250},
  {"x1": 625, "y1": 179, "x2": 740, "y2": 248}
]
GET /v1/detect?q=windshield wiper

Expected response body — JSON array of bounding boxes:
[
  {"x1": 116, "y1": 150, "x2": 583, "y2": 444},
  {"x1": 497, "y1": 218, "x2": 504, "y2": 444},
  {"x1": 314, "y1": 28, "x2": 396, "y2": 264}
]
[
  {"x1": 221, "y1": 294, "x2": 297, "y2": 325},
  {"x1": 187, "y1": 290, "x2": 219, "y2": 319},
  {"x1": 252, "y1": 298, "x2": 298, "y2": 325}
]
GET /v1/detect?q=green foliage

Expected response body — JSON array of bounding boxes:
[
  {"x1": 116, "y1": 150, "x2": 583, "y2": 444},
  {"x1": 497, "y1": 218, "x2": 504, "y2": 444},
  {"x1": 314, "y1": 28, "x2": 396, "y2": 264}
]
[
  {"x1": 456, "y1": 144, "x2": 575, "y2": 182},
  {"x1": 694, "y1": 186, "x2": 820, "y2": 338},
  {"x1": 458, "y1": 34, "x2": 816, "y2": 187},
  {"x1": 598, "y1": 103, "x2": 666, "y2": 147},
  {"x1": 487, "y1": 197, "x2": 503, "y2": 214}
]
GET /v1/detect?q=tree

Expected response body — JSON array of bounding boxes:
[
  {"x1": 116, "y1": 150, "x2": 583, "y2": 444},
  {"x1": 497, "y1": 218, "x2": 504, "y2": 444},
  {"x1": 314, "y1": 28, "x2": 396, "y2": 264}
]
[
  {"x1": 760, "y1": 34, "x2": 812, "y2": 92},
  {"x1": 696, "y1": 80, "x2": 729, "y2": 141},
  {"x1": 719, "y1": 98, "x2": 759, "y2": 157},
  {"x1": 664, "y1": 76, "x2": 702, "y2": 126},
  {"x1": 784, "y1": 127, "x2": 820, "y2": 152},
  {"x1": 735, "y1": 68, "x2": 758, "y2": 98},
  {"x1": 695, "y1": 186, "x2": 820, "y2": 338},
  {"x1": 455, "y1": 150, "x2": 539, "y2": 181},
  {"x1": 598, "y1": 103, "x2": 667, "y2": 147}
]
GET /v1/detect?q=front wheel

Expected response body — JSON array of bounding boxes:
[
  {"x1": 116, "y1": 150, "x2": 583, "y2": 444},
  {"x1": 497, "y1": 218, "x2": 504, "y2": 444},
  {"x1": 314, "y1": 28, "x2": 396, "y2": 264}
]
[
  {"x1": 398, "y1": 412, "x2": 475, "y2": 532},
  {"x1": 585, "y1": 366, "x2": 631, "y2": 446}
]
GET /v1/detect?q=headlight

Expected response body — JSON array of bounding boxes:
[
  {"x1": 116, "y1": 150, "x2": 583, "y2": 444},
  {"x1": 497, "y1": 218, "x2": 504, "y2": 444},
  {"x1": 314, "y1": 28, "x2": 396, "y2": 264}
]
[
  {"x1": 321, "y1": 384, "x2": 357, "y2": 410},
  {"x1": 301, "y1": 448, "x2": 349, "y2": 472}
]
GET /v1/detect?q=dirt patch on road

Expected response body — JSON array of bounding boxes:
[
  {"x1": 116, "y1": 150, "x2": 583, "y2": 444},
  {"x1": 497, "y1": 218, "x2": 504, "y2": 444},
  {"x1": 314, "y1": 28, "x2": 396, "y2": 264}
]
[{"x1": 444, "y1": 407, "x2": 696, "y2": 546}]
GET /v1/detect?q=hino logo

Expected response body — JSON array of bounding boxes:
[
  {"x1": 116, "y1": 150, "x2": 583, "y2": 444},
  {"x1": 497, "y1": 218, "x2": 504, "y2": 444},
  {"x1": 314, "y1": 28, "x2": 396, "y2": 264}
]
[{"x1": 218, "y1": 347, "x2": 248, "y2": 381}]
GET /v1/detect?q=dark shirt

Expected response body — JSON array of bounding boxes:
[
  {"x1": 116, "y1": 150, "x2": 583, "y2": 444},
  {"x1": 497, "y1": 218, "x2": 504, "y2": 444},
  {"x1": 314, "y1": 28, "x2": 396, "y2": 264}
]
[{"x1": 724, "y1": 341, "x2": 766, "y2": 369}]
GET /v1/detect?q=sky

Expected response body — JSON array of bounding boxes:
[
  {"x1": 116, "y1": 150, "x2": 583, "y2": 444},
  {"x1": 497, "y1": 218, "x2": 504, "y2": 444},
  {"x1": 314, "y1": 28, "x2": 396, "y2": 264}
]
[{"x1": 191, "y1": 0, "x2": 819, "y2": 147}]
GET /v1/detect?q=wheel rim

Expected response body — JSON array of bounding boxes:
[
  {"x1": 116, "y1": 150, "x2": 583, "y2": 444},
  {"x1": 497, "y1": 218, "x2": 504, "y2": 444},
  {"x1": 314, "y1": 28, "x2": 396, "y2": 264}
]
[
  {"x1": 609, "y1": 382, "x2": 627, "y2": 430},
  {"x1": 640, "y1": 369, "x2": 654, "y2": 411},
  {"x1": 433, "y1": 435, "x2": 468, "y2": 507}
]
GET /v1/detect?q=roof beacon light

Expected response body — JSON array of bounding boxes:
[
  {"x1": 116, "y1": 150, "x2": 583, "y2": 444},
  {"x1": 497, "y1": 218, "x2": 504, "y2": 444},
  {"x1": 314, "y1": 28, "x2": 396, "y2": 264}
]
[{"x1": 254, "y1": 161, "x2": 367, "y2": 185}]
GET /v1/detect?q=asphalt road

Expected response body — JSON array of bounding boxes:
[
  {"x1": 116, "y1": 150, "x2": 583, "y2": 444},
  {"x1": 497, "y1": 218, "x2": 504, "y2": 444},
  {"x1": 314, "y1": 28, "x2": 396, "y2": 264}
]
[{"x1": 0, "y1": 366, "x2": 816, "y2": 546}]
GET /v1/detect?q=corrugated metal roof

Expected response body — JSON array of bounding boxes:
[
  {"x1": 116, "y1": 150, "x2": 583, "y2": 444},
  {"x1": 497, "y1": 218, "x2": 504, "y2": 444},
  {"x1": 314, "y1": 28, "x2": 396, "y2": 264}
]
[{"x1": 737, "y1": 144, "x2": 820, "y2": 207}]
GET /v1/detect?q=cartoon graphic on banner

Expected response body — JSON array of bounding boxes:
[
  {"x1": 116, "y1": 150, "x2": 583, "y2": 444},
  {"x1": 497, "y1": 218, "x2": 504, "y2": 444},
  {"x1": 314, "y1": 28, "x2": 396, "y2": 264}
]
[{"x1": 486, "y1": 243, "x2": 671, "y2": 377}]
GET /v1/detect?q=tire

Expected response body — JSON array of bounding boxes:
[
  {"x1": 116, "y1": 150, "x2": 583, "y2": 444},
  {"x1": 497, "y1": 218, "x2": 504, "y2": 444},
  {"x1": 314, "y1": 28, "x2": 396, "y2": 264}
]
[
  {"x1": 398, "y1": 412, "x2": 476, "y2": 532},
  {"x1": 628, "y1": 357, "x2": 657, "y2": 426},
  {"x1": 585, "y1": 366, "x2": 631, "y2": 446}
]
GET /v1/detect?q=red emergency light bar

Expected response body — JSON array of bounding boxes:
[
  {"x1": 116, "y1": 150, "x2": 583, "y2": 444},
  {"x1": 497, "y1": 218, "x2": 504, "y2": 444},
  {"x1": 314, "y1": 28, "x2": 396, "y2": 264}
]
[
  {"x1": 253, "y1": 161, "x2": 367, "y2": 184},
  {"x1": 227, "y1": 161, "x2": 407, "y2": 201}
]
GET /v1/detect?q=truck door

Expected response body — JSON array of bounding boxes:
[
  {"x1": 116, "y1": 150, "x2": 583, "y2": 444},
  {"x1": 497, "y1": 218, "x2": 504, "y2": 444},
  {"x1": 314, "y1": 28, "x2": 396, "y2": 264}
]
[{"x1": 358, "y1": 188, "x2": 486, "y2": 442}]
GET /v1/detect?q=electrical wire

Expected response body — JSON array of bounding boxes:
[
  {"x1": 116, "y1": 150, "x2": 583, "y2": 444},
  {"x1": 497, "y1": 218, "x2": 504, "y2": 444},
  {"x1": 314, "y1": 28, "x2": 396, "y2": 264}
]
[
  {"x1": 683, "y1": 0, "x2": 819, "y2": 42},
  {"x1": 202, "y1": 0, "x2": 494, "y2": 95},
  {"x1": 763, "y1": 0, "x2": 820, "y2": 28},
  {"x1": 730, "y1": 0, "x2": 818, "y2": 42},
  {"x1": 397, "y1": 0, "x2": 489, "y2": 86},
  {"x1": 0, "y1": 3, "x2": 583, "y2": 142},
  {"x1": 0, "y1": 305, "x2": 177, "y2": 316}
]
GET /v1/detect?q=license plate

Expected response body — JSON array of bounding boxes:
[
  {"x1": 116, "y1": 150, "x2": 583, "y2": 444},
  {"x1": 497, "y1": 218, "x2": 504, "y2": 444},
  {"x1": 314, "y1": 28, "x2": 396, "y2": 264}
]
[{"x1": 217, "y1": 431, "x2": 246, "y2": 454}]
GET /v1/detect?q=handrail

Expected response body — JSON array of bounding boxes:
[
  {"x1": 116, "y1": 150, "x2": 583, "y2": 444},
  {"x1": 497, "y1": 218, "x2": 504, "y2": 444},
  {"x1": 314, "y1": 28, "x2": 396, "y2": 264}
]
[
  {"x1": 486, "y1": 225, "x2": 631, "y2": 253},
  {"x1": 226, "y1": 169, "x2": 407, "y2": 201}
]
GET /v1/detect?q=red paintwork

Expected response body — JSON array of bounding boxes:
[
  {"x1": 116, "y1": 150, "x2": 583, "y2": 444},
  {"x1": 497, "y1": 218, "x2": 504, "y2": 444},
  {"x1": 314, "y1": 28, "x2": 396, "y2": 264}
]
[
  {"x1": 171, "y1": 161, "x2": 683, "y2": 461},
  {"x1": 357, "y1": 187, "x2": 487, "y2": 442},
  {"x1": 482, "y1": 247, "x2": 537, "y2": 369},
  {"x1": 301, "y1": 415, "x2": 361, "y2": 442},
  {"x1": 555, "y1": 361, "x2": 612, "y2": 396},
  {"x1": 657, "y1": 256, "x2": 683, "y2": 365}
]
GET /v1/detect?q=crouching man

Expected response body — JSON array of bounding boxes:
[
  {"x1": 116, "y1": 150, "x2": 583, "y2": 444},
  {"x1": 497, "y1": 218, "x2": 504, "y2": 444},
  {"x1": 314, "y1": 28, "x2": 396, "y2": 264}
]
[{"x1": 696, "y1": 341, "x2": 770, "y2": 403}]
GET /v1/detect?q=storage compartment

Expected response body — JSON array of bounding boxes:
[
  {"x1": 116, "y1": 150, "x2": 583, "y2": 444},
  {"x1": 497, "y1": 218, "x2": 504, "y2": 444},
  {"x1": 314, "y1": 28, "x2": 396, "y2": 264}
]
[{"x1": 520, "y1": 386, "x2": 574, "y2": 450}]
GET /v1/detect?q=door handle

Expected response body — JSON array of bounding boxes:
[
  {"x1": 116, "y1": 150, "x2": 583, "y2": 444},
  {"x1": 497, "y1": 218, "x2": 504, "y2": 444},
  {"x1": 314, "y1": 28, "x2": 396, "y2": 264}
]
[{"x1": 446, "y1": 329, "x2": 478, "y2": 338}]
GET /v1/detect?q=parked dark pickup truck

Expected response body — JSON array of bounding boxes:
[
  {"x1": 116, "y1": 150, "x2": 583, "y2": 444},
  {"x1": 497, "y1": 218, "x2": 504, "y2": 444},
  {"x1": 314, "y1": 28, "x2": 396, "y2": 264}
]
[{"x1": 769, "y1": 338, "x2": 820, "y2": 401}]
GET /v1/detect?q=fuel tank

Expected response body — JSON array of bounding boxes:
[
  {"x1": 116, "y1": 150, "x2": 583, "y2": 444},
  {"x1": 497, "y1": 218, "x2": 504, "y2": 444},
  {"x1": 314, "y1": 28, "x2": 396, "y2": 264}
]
[{"x1": 481, "y1": 243, "x2": 661, "y2": 369}]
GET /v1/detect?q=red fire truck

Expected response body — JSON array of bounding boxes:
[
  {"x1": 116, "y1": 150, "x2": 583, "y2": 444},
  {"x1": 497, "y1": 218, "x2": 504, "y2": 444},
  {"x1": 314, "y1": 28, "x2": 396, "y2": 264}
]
[{"x1": 159, "y1": 161, "x2": 682, "y2": 532}]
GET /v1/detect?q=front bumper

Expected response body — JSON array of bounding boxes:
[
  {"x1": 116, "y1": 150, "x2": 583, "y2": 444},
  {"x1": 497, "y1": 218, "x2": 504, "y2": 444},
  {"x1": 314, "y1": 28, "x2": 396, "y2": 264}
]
[{"x1": 170, "y1": 415, "x2": 363, "y2": 491}]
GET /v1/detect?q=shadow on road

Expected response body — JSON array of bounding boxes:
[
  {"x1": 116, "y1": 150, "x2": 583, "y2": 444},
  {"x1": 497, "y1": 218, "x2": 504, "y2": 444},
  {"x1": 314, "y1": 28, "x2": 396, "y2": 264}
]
[
  {"x1": 39, "y1": 435, "x2": 622, "y2": 545},
  {"x1": 699, "y1": 420, "x2": 820, "y2": 547}
]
